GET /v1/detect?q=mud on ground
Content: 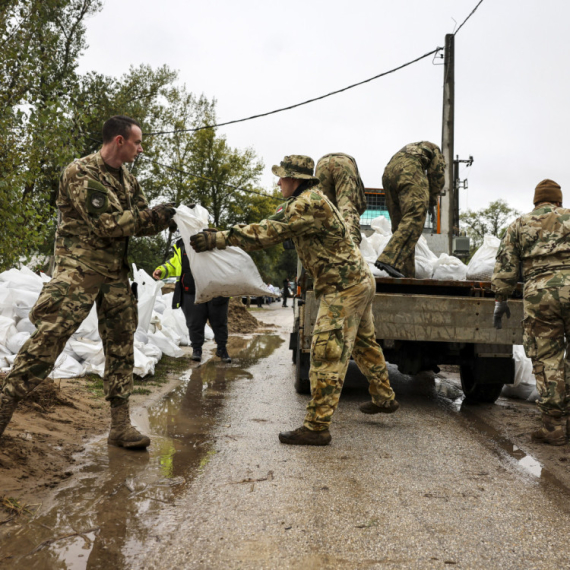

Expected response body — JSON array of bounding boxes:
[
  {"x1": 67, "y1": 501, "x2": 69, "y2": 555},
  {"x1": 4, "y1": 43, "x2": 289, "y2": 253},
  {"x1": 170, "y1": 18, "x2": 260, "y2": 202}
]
[{"x1": 0, "y1": 303, "x2": 266, "y2": 517}]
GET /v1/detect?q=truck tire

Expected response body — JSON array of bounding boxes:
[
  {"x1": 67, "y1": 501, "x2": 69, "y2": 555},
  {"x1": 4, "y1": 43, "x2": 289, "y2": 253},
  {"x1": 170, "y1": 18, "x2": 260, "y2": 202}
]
[
  {"x1": 459, "y1": 363, "x2": 505, "y2": 404},
  {"x1": 294, "y1": 343, "x2": 311, "y2": 395}
]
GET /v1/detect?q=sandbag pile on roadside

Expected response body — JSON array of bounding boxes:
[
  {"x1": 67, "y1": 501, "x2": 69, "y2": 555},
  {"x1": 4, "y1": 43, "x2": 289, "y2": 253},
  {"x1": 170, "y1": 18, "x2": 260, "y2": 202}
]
[{"x1": 0, "y1": 265, "x2": 215, "y2": 380}]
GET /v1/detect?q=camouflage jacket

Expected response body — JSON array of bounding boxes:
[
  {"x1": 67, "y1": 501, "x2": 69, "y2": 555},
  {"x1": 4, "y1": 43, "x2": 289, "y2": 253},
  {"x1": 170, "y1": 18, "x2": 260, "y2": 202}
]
[
  {"x1": 387, "y1": 141, "x2": 446, "y2": 203},
  {"x1": 315, "y1": 153, "x2": 367, "y2": 245},
  {"x1": 492, "y1": 204, "x2": 570, "y2": 301},
  {"x1": 55, "y1": 151, "x2": 169, "y2": 278},
  {"x1": 219, "y1": 188, "x2": 371, "y2": 297}
]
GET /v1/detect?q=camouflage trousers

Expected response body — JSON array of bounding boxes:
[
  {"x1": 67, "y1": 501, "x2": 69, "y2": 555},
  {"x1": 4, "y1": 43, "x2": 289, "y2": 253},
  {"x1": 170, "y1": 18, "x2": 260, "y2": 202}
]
[
  {"x1": 1, "y1": 264, "x2": 138, "y2": 404},
  {"x1": 304, "y1": 271, "x2": 395, "y2": 431},
  {"x1": 377, "y1": 160, "x2": 429, "y2": 277},
  {"x1": 523, "y1": 284, "x2": 570, "y2": 417}
]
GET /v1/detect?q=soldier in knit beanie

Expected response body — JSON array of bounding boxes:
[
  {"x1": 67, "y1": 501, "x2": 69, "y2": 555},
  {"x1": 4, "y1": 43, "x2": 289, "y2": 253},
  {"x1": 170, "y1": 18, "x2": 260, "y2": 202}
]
[{"x1": 534, "y1": 179, "x2": 562, "y2": 205}]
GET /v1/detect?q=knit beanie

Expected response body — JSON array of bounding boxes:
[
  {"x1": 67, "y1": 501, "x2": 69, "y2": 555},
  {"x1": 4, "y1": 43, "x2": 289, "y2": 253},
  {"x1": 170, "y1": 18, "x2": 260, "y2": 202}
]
[{"x1": 533, "y1": 179, "x2": 562, "y2": 205}]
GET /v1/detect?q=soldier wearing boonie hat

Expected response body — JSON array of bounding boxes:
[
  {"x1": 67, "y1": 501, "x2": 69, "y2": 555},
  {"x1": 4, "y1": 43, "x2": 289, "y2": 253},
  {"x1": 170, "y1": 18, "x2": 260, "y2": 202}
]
[{"x1": 191, "y1": 154, "x2": 399, "y2": 446}]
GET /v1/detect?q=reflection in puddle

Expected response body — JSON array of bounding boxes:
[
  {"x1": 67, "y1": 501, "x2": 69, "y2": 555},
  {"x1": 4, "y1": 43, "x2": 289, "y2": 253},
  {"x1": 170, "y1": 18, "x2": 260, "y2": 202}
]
[{"x1": 0, "y1": 334, "x2": 283, "y2": 570}]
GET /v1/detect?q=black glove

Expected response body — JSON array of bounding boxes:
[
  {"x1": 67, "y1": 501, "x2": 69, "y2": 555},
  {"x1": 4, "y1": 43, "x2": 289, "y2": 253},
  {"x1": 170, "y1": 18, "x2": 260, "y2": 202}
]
[
  {"x1": 153, "y1": 202, "x2": 176, "y2": 220},
  {"x1": 493, "y1": 300, "x2": 511, "y2": 329},
  {"x1": 190, "y1": 230, "x2": 218, "y2": 253}
]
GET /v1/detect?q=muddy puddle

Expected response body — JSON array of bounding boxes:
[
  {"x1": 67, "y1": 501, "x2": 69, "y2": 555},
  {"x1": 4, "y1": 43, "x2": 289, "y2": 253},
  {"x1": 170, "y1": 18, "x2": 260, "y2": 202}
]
[{"x1": 0, "y1": 334, "x2": 283, "y2": 569}]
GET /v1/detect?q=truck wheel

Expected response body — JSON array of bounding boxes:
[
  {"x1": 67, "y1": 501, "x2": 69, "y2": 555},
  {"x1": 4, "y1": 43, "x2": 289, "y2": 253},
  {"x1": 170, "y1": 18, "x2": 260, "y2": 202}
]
[
  {"x1": 294, "y1": 344, "x2": 311, "y2": 395},
  {"x1": 460, "y1": 364, "x2": 504, "y2": 404}
]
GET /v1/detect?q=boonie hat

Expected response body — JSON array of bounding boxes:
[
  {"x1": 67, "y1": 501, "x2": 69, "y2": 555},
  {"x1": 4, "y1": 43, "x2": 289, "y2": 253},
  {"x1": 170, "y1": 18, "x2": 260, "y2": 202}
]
[{"x1": 271, "y1": 155, "x2": 320, "y2": 184}]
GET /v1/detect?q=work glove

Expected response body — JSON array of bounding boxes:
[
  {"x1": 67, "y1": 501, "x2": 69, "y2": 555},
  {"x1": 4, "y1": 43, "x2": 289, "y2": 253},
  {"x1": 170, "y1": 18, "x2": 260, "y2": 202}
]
[
  {"x1": 493, "y1": 300, "x2": 511, "y2": 329},
  {"x1": 190, "y1": 230, "x2": 218, "y2": 253},
  {"x1": 152, "y1": 202, "x2": 177, "y2": 225}
]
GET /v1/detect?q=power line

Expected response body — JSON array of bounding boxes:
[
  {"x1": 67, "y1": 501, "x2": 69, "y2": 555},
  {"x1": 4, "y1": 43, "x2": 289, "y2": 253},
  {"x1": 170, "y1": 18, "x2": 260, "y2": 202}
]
[
  {"x1": 144, "y1": 47, "x2": 443, "y2": 137},
  {"x1": 454, "y1": 0, "x2": 485, "y2": 35},
  {"x1": 141, "y1": 156, "x2": 282, "y2": 202}
]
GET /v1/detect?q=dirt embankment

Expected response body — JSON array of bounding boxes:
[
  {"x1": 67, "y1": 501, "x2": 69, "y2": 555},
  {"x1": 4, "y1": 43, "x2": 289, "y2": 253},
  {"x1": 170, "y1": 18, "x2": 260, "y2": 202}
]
[{"x1": 0, "y1": 302, "x2": 265, "y2": 514}]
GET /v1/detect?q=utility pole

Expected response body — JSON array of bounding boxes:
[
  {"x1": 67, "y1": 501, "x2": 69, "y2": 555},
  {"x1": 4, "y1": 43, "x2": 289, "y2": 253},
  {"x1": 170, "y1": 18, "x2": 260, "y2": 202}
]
[{"x1": 440, "y1": 33, "x2": 455, "y2": 254}]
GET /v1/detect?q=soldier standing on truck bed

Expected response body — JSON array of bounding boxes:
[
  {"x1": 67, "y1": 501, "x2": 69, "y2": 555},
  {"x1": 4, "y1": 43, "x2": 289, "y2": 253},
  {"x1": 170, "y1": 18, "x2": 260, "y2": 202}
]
[
  {"x1": 492, "y1": 179, "x2": 570, "y2": 446},
  {"x1": 190, "y1": 155, "x2": 399, "y2": 446},
  {"x1": 375, "y1": 141, "x2": 446, "y2": 278},
  {"x1": 0, "y1": 115, "x2": 176, "y2": 448},
  {"x1": 315, "y1": 153, "x2": 367, "y2": 246}
]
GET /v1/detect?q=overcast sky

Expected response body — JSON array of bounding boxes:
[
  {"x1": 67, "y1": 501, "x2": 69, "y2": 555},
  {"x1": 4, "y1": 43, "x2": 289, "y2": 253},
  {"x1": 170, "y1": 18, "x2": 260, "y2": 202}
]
[{"x1": 78, "y1": 0, "x2": 570, "y2": 215}]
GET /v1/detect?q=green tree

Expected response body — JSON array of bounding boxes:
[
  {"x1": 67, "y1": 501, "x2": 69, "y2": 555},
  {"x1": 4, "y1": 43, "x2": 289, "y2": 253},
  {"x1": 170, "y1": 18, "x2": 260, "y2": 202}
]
[
  {"x1": 460, "y1": 199, "x2": 521, "y2": 252},
  {"x1": 0, "y1": 0, "x2": 103, "y2": 270}
]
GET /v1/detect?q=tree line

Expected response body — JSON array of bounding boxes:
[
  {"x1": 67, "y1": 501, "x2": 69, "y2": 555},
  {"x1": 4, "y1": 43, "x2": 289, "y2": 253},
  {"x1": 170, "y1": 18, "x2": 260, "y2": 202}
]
[{"x1": 0, "y1": 0, "x2": 297, "y2": 283}]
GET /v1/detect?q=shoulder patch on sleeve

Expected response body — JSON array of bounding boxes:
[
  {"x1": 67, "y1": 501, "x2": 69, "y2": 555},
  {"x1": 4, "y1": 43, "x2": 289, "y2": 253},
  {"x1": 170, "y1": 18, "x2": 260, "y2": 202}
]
[{"x1": 86, "y1": 179, "x2": 109, "y2": 215}]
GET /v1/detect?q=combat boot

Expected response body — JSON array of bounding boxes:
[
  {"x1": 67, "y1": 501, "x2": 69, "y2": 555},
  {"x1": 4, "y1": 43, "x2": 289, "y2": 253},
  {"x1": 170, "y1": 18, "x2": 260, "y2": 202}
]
[
  {"x1": 108, "y1": 401, "x2": 150, "y2": 449},
  {"x1": 0, "y1": 393, "x2": 18, "y2": 438},
  {"x1": 531, "y1": 414, "x2": 566, "y2": 446},
  {"x1": 278, "y1": 426, "x2": 331, "y2": 446},
  {"x1": 216, "y1": 346, "x2": 232, "y2": 363},
  {"x1": 359, "y1": 399, "x2": 400, "y2": 414},
  {"x1": 191, "y1": 347, "x2": 202, "y2": 362}
]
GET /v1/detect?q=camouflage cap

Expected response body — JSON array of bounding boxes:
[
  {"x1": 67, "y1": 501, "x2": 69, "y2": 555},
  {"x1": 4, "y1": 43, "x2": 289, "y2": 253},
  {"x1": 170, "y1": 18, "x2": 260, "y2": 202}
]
[
  {"x1": 271, "y1": 155, "x2": 320, "y2": 183},
  {"x1": 534, "y1": 179, "x2": 562, "y2": 205}
]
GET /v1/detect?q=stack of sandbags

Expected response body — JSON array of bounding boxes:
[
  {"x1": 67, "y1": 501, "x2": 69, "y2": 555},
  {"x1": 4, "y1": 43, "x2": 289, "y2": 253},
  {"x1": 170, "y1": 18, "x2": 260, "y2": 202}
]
[{"x1": 466, "y1": 235, "x2": 501, "y2": 281}]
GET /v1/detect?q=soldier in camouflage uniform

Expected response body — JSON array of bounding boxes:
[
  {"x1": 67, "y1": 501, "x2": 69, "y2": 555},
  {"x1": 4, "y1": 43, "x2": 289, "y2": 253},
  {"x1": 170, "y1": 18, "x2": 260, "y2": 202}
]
[
  {"x1": 315, "y1": 153, "x2": 367, "y2": 245},
  {"x1": 492, "y1": 179, "x2": 570, "y2": 446},
  {"x1": 376, "y1": 141, "x2": 446, "y2": 278},
  {"x1": 0, "y1": 116, "x2": 176, "y2": 449},
  {"x1": 191, "y1": 155, "x2": 398, "y2": 446}
]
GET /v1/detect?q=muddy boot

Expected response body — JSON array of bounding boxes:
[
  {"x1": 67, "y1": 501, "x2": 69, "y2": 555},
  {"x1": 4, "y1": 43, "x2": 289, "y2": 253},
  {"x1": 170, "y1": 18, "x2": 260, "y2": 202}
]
[
  {"x1": 531, "y1": 415, "x2": 566, "y2": 446},
  {"x1": 191, "y1": 347, "x2": 202, "y2": 362},
  {"x1": 278, "y1": 426, "x2": 331, "y2": 446},
  {"x1": 359, "y1": 399, "x2": 400, "y2": 414},
  {"x1": 108, "y1": 401, "x2": 150, "y2": 449},
  {"x1": 216, "y1": 346, "x2": 232, "y2": 363},
  {"x1": 0, "y1": 393, "x2": 18, "y2": 438}
]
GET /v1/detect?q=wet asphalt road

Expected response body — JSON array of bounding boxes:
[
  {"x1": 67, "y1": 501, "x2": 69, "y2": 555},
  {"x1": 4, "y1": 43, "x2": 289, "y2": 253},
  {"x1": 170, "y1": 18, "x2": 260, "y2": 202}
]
[
  {"x1": 4, "y1": 303, "x2": 570, "y2": 569},
  {"x1": 142, "y1": 305, "x2": 570, "y2": 570}
]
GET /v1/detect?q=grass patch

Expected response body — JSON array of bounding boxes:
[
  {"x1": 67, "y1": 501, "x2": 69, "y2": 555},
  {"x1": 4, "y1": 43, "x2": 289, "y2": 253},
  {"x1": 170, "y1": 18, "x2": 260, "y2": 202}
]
[
  {"x1": 132, "y1": 387, "x2": 151, "y2": 396},
  {"x1": 1, "y1": 496, "x2": 36, "y2": 518}
]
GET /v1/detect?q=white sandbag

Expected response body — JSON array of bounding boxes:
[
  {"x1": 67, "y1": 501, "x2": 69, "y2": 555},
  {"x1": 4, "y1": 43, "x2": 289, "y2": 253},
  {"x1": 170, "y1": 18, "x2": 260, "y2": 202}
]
[
  {"x1": 501, "y1": 345, "x2": 539, "y2": 402},
  {"x1": 466, "y1": 235, "x2": 501, "y2": 281},
  {"x1": 0, "y1": 357, "x2": 7, "y2": 369},
  {"x1": 16, "y1": 317, "x2": 36, "y2": 334},
  {"x1": 432, "y1": 253, "x2": 467, "y2": 281},
  {"x1": 6, "y1": 331, "x2": 30, "y2": 354},
  {"x1": 0, "y1": 344, "x2": 11, "y2": 358},
  {"x1": 160, "y1": 325, "x2": 181, "y2": 347},
  {"x1": 147, "y1": 330, "x2": 184, "y2": 358},
  {"x1": 84, "y1": 360, "x2": 105, "y2": 377},
  {"x1": 370, "y1": 216, "x2": 392, "y2": 235},
  {"x1": 132, "y1": 265, "x2": 163, "y2": 333},
  {"x1": 415, "y1": 236, "x2": 438, "y2": 280},
  {"x1": 49, "y1": 353, "x2": 85, "y2": 379},
  {"x1": 67, "y1": 338, "x2": 105, "y2": 366},
  {"x1": 138, "y1": 340, "x2": 162, "y2": 361},
  {"x1": 153, "y1": 295, "x2": 167, "y2": 315},
  {"x1": 0, "y1": 316, "x2": 18, "y2": 348},
  {"x1": 0, "y1": 289, "x2": 15, "y2": 319},
  {"x1": 205, "y1": 323, "x2": 215, "y2": 340},
  {"x1": 161, "y1": 308, "x2": 190, "y2": 346},
  {"x1": 359, "y1": 234, "x2": 378, "y2": 264},
  {"x1": 134, "y1": 345, "x2": 156, "y2": 377},
  {"x1": 73, "y1": 305, "x2": 101, "y2": 342},
  {"x1": 175, "y1": 205, "x2": 275, "y2": 304},
  {"x1": 0, "y1": 267, "x2": 45, "y2": 293},
  {"x1": 135, "y1": 329, "x2": 149, "y2": 344}
]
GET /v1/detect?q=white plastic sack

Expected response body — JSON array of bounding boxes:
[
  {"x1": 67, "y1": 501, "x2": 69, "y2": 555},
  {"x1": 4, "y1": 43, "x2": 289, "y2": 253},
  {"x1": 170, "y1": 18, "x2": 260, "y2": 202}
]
[
  {"x1": 132, "y1": 265, "x2": 164, "y2": 333},
  {"x1": 466, "y1": 235, "x2": 501, "y2": 281},
  {"x1": 0, "y1": 267, "x2": 45, "y2": 293},
  {"x1": 49, "y1": 353, "x2": 85, "y2": 379},
  {"x1": 205, "y1": 323, "x2": 215, "y2": 341},
  {"x1": 415, "y1": 236, "x2": 438, "y2": 280},
  {"x1": 369, "y1": 263, "x2": 389, "y2": 278},
  {"x1": 134, "y1": 345, "x2": 155, "y2": 377},
  {"x1": 0, "y1": 289, "x2": 15, "y2": 319},
  {"x1": 153, "y1": 295, "x2": 167, "y2": 315},
  {"x1": 6, "y1": 331, "x2": 30, "y2": 354},
  {"x1": 501, "y1": 345, "x2": 539, "y2": 402},
  {"x1": 161, "y1": 308, "x2": 190, "y2": 346},
  {"x1": 67, "y1": 338, "x2": 105, "y2": 366},
  {"x1": 359, "y1": 234, "x2": 378, "y2": 264},
  {"x1": 73, "y1": 305, "x2": 101, "y2": 342},
  {"x1": 432, "y1": 254, "x2": 467, "y2": 281},
  {"x1": 370, "y1": 216, "x2": 392, "y2": 235},
  {"x1": 16, "y1": 317, "x2": 36, "y2": 334},
  {"x1": 147, "y1": 330, "x2": 184, "y2": 358},
  {"x1": 175, "y1": 204, "x2": 275, "y2": 304},
  {"x1": 0, "y1": 316, "x2": 18, "y2": 348}
]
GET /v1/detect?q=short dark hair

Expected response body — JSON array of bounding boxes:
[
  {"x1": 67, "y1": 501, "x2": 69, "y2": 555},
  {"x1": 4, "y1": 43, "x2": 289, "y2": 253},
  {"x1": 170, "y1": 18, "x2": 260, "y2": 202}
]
[{"x1": 102, "y1": 115, "x2": 141, "y2": 144}]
